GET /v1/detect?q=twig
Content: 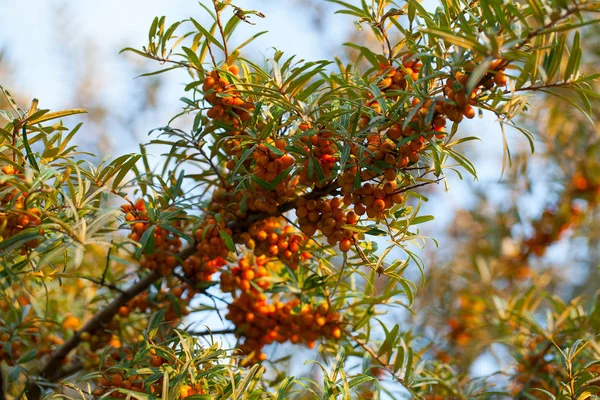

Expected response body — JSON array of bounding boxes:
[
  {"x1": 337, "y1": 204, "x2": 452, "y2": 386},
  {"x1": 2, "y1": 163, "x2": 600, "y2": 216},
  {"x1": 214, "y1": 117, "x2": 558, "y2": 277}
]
[
  {"x1": 100, "y1": 240, "x2": 113, "y2": 286},
  {"x1": 145, "y1": 53, "x2": 202, "y2": 72},
  {"x1": 509, "y1": 80, "x2": 580, "y2": 93},
  {"x1": 213, "y1": 0, "x2": 229, "y2": 61},
  {"x1": 0, "y1": 366, "x2": 5, "y2": 400},
  {"x1": 197, "y1": 145, "x2": 228, "y2": 188},
  {"x1": 76, "y1": 275, "x2": 125, "y2": 294},
  {"x1": 349, "y1": 332, "x2": 418, "y2": 397},
  {"x1": 188, "y1": 328, "x2": 236, "y2": 336}
]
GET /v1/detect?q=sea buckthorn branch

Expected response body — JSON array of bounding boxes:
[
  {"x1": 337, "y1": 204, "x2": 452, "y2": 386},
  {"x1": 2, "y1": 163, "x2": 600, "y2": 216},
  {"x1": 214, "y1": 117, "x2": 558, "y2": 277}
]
[
  {"x1": 31, "y1": 177, "x2": 362, "y2": 391},
  {"x1": 35, "y1": 269, "x2": 163, "y2": 384},
  {"x1": 0, "y1": 369, "x2": 5, "y2": 400},
  {"x1": 187, "y1": 328, "x2": 236, "y2": 336},
  {"x1": 212, "y1": 0, "x2": 229, "y2": 61},
  {"x1": 349, "y1": 332, "x2": 416, "y2": 396}
]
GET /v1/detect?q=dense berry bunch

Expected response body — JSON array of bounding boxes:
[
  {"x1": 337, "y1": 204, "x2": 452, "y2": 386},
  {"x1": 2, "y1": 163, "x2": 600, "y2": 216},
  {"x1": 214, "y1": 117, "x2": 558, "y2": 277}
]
[
  {"x1": 238, "y1": 217, "x2": 308, "y2": 268},
  {"x1": 442, "y1": 59, "x2": 506, "y2": 123},
  {"x1": 295, "y1": 197, "x2": 358, "y2": 252},
  {"x1": 244, "y1": 141, "x2": 299, "y2": 213},
  {"x1": 220, "y1": 256, "x2": 271, "y2": 293},
  {"x1": 226, "y1": 293, "x2": 342, "y2": 364},
  {"x1": 192, "y1": 215, "x2": 231, "y2": 259},
  {"x1": 296, "y1": 127, "x2": 339, "y2": 186},
  {"x1": 122, "y1": 199, "x2": 183, "y2": 276},
  {"x1": 203, "y1": 65, "x2": 253, "y2": 128},
  {"x1": 377, "y1": 55, "x2": 422, "y2": 92},
  {"x1": 341, "y1": 180, "x2": 404, "y2": 219},
  {"x1": 0, "y1": 165, "x2": 42, "y2": 251}
]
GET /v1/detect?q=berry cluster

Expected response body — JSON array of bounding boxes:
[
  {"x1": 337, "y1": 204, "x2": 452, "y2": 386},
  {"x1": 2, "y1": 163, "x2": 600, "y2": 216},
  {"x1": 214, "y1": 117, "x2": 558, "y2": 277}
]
[
  {"x1": 203, "y1": 65, "x2": 253, "y2": 128},
  {"x1": 238, "y1": 217, "x2": 308, "y2": 268},
  {"x1": 442, "y1": 59, "x2": 506, "y2": 123},
  {"x1": 93, "y1": 346, "x2": 208, "y2": 398},
  {"x1": 524, "y1": 206, "x2": 581, "y2": 257},
  {"x1": 295, "y1": 197, "x2": 358, "y2": 252},
  {"x1": 220, "y1": 256, "x2": 271, "y2": 293},
  {"x1": 296, "y1": 127, "x2": 339, "y2": 186},
  {"x1": 80, "y1": 320, "x2": 121, "y2": 351},
  {"x1": 0, "y1": 165, "x2": 43, "y2": 251},
  {"x1": 0, "y1": 333, "x2": 22, "y2": 366},
  {"x1": 359, "y1": 56, "x2": 423, "y2": 129},
  {"x1": 447, "y1": 294, "x2": 485, "y2": 347},
  {"x1": 122, "y1": 199, "x2": 183, "y2": 276},
  {"x1": 245, "y1": 141, "x2": 298, "y2": 213},
  {"x1": 341, "y1": 180, "x2": 404, "y2": 219},
  {"x1": 571, "y1": 171, "x2": 600, "y2": 203},
  {"x1": 377, "y1": 55, "x2": 422, "y2": 92},
  {"x1": 125, "y1": 288, "x2": 190, "y2": 324},
  {"x1": 191, "y1": 215, "x2": 232, "y2": 260},
  {"x1": 226, "y1": 293, "x2": 342, "y2": 364}
]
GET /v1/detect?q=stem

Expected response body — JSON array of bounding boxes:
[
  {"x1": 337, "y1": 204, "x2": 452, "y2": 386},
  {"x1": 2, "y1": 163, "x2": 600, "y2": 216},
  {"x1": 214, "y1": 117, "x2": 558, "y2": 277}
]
[
  {"x1": 509, "y1": 80, "x2": 580, "y2": 93},
  {"x1": 213, "y1": 0, "x2": 229, "y2": 61},
  {"x1": 11, "y1": 123, "x2": 20, "y2": 163},
  {"x1": 0, "y1": 366, "x2": 5, "y2": 400},
  {"x1": 145, "y1": 53, "x2": 202, "y2": 72},
  {"x1": 349, "y1": 333, "x2": 417, "y2": 397},
  {"x1": 188, "y1": 328, "x2": 236, "y2": 336},
  {"x1": 100, "y1": 240, "x2": 113, "y2": 286}
]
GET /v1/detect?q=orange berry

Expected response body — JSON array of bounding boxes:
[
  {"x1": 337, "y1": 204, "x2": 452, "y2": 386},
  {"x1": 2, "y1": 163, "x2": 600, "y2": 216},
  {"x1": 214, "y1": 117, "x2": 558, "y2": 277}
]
[
  {"x1": 150, "y1": 355, "x2": 163, "y2": 367},
  {"x1": 339, "y1": 239, "x2": 352, "y2": 252},
  {"x1": 111, "y1": 374, "x2": 123, "y2": 386},
  {"x1": 373, "y1": 199, "x2": 386, "y2": 211},
  {"x1": 242, "y1": 270, "x2": 255, "y2": 281}
]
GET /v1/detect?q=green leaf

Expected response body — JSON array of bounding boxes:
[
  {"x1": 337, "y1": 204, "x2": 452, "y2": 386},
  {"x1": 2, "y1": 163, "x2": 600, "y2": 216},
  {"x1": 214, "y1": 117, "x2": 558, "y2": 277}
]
[
  {"x1": 219, "y1": 230, "x2": 236, "y2": 252},
  {"x1": 27, "y1": 108, "x2": 87, "y2": 125},
  {"x1": 145, "y1": 309, "x2": 166, "y2": 340},
  {"x1": 233, "y1": 31, "x2": 268, "y2": 54},
  {"x1": 111, "y1": 154, "x2": 141, "y2": 189},
  {"x1": 136, "y1": 225, "x2": 156, "y2": 259},
  {"x1": 0, "y1": 109, "x2": 14, "y2": 122},
  {"x1": 190, "y1": 17, "x2": 225, "y2": 51},
  {"x1": 378, "y1": 324, "x2": 399, "y2": 357},
  {"x1": 21, "y1": 125, "x2": 39, "y2": 171},
  {"x1": 565, "y1": 31, "x2": 581, "y2": 80},
  {"x1": 421, "y1": 27, "x2": 487, "y2": 53}
]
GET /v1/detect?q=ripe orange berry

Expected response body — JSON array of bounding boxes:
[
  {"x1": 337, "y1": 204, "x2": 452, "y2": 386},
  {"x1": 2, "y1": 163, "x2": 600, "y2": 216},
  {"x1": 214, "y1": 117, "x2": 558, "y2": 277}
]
[
  {"x1": 331, "y1": 327, "x2": 342, "y2": 339},
  {"x1": 228, "y1": 65, "x2": 240, "y2": 75},
  {"x1": 242, "y1": 269, "x2": 255, "y2": 281},
  {"x1": 62, "y1": 316, "x2": 81, "y2": 330},
  {"x1": 373, "y1": 199, "x2": 386, "y2": 211},
  {"x1": 111, "y1": 374, "x2": 123, "y2": 386},
  {"x1": 339, "y1": 239, "x2": 352, "y2": 252},
  {"x1": 494, "y1": 71, "x2": 507, "y2": 86},
  {"x1": 150, "y1": 355, "x2": 163, "y2": 367}
]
